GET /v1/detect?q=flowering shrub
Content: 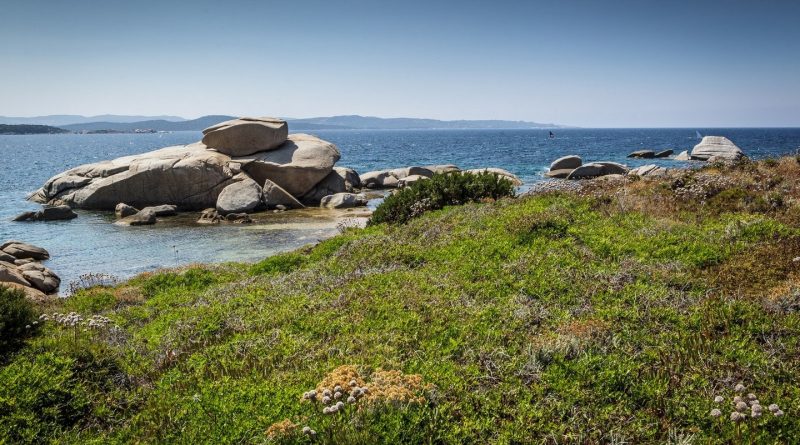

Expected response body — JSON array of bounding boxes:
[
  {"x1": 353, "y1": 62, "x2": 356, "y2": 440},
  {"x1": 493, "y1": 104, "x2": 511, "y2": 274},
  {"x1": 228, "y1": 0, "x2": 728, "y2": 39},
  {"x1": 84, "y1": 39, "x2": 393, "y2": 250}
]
[{"x1": 709, "y1": 383, "x2": 787, "y2": 443}]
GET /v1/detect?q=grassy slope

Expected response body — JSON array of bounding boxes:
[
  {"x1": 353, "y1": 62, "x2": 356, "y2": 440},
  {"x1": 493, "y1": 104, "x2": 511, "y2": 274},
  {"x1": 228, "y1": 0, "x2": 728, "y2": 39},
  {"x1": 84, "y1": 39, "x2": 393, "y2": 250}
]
[{"x1": 2, "y1": 158, "x2": 800, "y2": 444}]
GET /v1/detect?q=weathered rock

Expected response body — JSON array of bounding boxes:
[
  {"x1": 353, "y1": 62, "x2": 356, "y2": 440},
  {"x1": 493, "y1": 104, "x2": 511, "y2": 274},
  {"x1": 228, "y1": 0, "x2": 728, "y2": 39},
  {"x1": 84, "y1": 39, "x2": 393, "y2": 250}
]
[
  {"x1": 674, "y1": 150, "x2": 691, "y2": 161},
  {"x1": 225, "y1": 213, "x2": 253, "y2": 223},
  {"x1": 300, "y1": 167, "x2": 361, "y2": 203},
  {"x1": 361, "y1": 170, "x2": 399, "y2": 189},
  {"x1": 1, "y1": 282, "x2": 48, "y2": 302},
  {"x1": 236, "y1": 134, "x2": 340, "y2": 198},
  {"x1": 13, "y1": 205, "x2": 77, "y2": 222},
  {"x1": 14, "y1": 259, "x2": 34, "y2": 266},
  {"x1": 114, "y1": 208, "x2": 157, "y2": 226},
  {"x1": 1, "y1": 241, "x2": 50, "y2": 260},
  {"x1": 628, "y1": 150, "x2": 656, "y2": 158},
  {"x1": 19, "y1": 262, "x2": 60, "y2": 294},
  {"x1": 390, "y1": 166, "x2": 435, "y2": 179},
  {"x1": 423, "y1": 164, "x2": 461, "y2": 175},
  {"x1": 262, "y1": 179, "x2": 304, "y2": 209},
  {"x1": 202, "y1": 117, "x2": 288, "y2": 156},
  {"x1": 398, "y1": 175, "x2": 428, "y2": 187},
  {"x1": 320, "y1": 193, "x2": 368, "y2": 209},
  {"x1": 197, "y1": 208, "x2": 222, "y2": 224},
  {"x1": 566, "y1": 162, "x2": 629, "y2": 179},
  {"x1": 550, "y1": 155, "x2": 582, "y2": 171},
  {"x1": 34, "y1": 143, "x2": 237, "y2": 210},
  {"x1": 691, "y1": 136, "x2": 745, "y2": 161},
  {"x1": 0, "y1": 262, "x2": 31, "y2": 287},
  {"x1": 115, "y1": 203, "x2": 139, "y2": 218},
  {"x1": 629, "y1": 164, "x2": 668, "y2": 177},
  {"x1": 544, "y1": 169, "x2": 573, "y2": 179},
  {"x1": 654, "y1": 149, "x2": 674, "y2": 158},
  {"x1": 216, "y1": 175, "x2": 263, "y2": 214},
  {"x1": 144, "y1": 204, "x2": 178, "y2": 216},
  {"x1": 0, "y1": 252, "x2": 15, "y2": 263},
  {"x1": 464, "y1": 168, "x2": 524, "y2": 186}
]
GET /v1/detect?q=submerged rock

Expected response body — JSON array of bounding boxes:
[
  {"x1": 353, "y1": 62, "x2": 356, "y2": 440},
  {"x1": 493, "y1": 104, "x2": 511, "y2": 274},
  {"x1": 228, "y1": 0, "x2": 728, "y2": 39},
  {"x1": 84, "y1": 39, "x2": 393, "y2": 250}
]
[
  {"x1": 114, "y1": 208, "x2": 157, "y2": 226},
  {"x1": 691, "y1": 136, "x2": 745, "y2": 161},
  {"x1": 202, "y1": 117, "x2": 288, "y2": 157},
  {"x1": 627, "y1": 150, "x2": 655, "y2": 159},
  {"x1": 13, "y1": 205, "x2": 77, "y2": 222}
]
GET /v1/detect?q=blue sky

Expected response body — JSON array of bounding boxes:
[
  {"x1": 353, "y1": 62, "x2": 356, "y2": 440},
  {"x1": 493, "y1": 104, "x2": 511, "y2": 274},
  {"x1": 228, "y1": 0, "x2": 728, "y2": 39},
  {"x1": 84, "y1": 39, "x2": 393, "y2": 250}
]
[{"x1": 1, "y1": 0, "x2": 798, "y2": 127}]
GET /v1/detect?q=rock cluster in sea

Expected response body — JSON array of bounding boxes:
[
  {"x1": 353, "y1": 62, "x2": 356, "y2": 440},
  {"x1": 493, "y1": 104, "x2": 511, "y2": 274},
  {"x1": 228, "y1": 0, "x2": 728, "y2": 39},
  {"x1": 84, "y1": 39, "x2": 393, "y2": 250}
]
[
  {"x1": 28, "y1": 117, "x2": 525, "y2": 222},
  {"x1": 545, "y1": 136, "x2": 747, "y2": 180},
  {"x1": 0, "y1": 240, "x2": 60, "y2": 299}
]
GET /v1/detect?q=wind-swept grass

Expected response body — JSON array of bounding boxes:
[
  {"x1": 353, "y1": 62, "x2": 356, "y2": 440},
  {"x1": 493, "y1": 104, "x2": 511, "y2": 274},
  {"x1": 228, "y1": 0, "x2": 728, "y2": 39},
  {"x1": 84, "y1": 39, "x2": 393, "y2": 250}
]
[{"x1": 2, "y1": 157, "x2": 800, "y2": 444}]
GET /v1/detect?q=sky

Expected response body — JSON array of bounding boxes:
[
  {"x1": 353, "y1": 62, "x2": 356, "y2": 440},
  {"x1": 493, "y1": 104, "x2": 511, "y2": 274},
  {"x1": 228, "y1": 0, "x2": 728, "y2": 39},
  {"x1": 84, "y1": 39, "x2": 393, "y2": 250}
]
[{"x1": 1, "y1": 0, "x2": 798, "y2": 127}]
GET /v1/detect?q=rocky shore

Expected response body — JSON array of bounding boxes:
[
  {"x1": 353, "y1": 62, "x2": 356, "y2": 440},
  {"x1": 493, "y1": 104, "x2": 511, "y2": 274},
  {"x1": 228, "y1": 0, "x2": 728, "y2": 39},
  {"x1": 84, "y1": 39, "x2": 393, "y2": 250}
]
[
  {"x1": 0, "y1": 241, "x2": 59, "y2": 300},
  {"x1": 23, "y1": 116, "x2": 522, "y2": 226}
]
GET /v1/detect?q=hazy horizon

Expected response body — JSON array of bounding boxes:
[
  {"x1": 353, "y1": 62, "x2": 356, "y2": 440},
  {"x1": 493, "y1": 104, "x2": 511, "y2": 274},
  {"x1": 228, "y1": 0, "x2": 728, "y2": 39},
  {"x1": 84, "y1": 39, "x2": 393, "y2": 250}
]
[{"x1": 2, "y1": 0, "x2": 798, "y2": 127}]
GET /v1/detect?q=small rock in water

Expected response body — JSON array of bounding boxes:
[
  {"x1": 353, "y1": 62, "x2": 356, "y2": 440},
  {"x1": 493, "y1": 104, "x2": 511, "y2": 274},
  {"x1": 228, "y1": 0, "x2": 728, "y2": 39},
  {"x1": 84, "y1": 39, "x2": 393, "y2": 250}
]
[
  {"x1": 627, "y1": 150, "x2": 656, "y2": 159},
  {"x1": 115, "y1": 203, "x2": 139, "y2": 218},
  {"x1": 12, "y1": 205, "x2": 77, "y2": 222},
  {"x1": 654, "y1": 149, "x2": 673, "y2": 158}
]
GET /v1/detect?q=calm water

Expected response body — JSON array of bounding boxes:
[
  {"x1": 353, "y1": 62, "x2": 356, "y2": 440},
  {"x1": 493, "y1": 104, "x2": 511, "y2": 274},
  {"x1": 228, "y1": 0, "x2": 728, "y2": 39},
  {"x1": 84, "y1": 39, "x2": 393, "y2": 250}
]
[{"x1": 2, "y1": 128, "x2": 799, "y2": 289}]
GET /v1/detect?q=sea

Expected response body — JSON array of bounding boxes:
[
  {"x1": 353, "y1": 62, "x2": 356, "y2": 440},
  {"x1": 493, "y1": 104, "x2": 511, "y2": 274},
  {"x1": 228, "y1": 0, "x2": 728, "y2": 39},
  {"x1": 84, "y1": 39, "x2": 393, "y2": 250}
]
[{"x1": 2, "y1": 128, "x2": 799, "y2": 290}]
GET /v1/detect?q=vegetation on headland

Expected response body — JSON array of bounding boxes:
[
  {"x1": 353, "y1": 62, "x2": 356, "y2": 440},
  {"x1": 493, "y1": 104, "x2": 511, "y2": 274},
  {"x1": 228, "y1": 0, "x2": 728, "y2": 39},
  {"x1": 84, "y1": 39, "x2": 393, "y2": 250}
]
[
  {"x1": 2, "y1": 157, "x2": 800, "y2": 443},
  {"x1": 0, "y1": 124, "x2": 70, "y2": 135}
]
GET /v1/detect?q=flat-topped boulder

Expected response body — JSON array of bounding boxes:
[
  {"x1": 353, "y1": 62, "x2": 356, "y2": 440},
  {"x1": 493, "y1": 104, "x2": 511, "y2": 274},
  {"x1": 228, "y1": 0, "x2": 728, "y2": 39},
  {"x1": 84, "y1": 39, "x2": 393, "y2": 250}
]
[
  {"x1": 691, "y1": 136, "x2": 745, "y2": 161},
  {"x1": 202, "y1": 117, "x2": 288, "y2": 157},
  {"x1": 1, "y1": 241, "x2": 50, "y2": 261},
  {"x1": 236, "y1": 133, "x2": 340, "y2": 198},
  {"x1": 627, "y1": 150, "x2": 655, "y2": 159},
  {"x1": 550, "y1": 155, "x2": 582, "y2": 171}
]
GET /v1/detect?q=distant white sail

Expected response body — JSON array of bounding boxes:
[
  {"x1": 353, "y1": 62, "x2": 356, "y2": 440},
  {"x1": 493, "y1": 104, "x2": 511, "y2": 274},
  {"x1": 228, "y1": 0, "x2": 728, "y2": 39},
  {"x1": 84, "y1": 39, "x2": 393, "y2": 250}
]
[{"x1": 695, "y1": 130, "x2": 702, "y2": 139}]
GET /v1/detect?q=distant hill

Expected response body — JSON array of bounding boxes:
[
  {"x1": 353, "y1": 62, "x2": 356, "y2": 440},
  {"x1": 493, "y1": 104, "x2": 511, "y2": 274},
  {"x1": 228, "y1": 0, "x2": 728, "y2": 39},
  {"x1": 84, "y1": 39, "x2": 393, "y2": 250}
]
[
  {"x1": 0, "y1": 124, "x2": 70, "y2": 135},
  {"x1": 0, "y1": 114, "x2": 186, "y2": 126},
  {"x1": 288, "y1": 115, "x2": 564, "y2": 129},
  {"x1": 61, "y1": 115, "x2": 237, "y2": 132}
]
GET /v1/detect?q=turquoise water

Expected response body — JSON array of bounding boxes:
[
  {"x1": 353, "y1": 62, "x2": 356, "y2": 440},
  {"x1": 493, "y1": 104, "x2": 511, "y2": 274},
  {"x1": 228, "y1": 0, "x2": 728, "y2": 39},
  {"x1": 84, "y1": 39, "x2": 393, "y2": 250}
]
[{"x1": 2, "y1": 128, "x2": 799, "y2": 288}]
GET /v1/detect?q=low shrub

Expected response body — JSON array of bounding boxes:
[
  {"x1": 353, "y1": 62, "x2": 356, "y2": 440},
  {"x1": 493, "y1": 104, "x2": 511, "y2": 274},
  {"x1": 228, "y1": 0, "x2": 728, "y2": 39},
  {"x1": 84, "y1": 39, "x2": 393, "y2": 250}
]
[
  {"x1": 369, "y1": 172, "x2": 515, "y2": 225},
  {"x1": 0, "y1": 285, "x2": 40, "y2": 358}
]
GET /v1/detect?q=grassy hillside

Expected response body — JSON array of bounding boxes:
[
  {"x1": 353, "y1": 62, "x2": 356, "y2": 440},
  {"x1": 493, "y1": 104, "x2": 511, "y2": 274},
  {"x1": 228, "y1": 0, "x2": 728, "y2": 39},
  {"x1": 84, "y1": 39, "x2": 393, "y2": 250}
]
[{"x1": 3, "y1": 158, "x2": 800, "y2": 444}]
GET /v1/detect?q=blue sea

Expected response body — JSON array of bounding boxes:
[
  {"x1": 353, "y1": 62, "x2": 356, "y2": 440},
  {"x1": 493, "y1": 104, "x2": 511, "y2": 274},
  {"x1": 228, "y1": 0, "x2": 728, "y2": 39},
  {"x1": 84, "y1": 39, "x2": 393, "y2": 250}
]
[{"x1": 2, "y1": 128, "x2": 799, "y2": 289}]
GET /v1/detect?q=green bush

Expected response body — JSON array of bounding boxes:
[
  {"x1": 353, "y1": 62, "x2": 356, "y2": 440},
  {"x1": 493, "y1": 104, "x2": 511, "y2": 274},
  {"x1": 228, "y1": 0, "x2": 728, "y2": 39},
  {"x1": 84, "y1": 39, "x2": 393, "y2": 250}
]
[
  {"x1": 0, "y1": 285, "x2": 39, "y2": 358},
  {"x1": 369, "y1": 172, "x2": 515, "y2": 225}
]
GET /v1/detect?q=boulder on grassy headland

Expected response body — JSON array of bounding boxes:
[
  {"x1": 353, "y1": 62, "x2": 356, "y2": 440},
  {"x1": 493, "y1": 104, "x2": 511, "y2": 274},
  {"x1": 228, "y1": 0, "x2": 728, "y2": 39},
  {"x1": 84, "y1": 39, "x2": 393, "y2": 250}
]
[
  {"x1": 201, "y1": 117, "x2": 288, "y2": 156},
  {"x1": 690, "y1": 136, "x2": 746, "y2": 161}
]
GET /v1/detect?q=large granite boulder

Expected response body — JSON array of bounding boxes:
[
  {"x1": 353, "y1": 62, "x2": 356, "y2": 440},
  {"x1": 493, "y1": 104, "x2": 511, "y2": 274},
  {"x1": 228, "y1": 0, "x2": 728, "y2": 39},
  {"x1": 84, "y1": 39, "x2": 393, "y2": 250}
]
[
  {"x1": 464, "y1": 168, "x2": 524, "y2": 186},
  {"x1": 202, "y1": 117, "x2": 288, "y2": 157},
  {"x1": 320, "y1": 193, "x2": 368, "y2": 209},
  {"x1": 566, "y1": 162, "x2": 629, "y2": 179},
  {"x1": 424, "y1": 164, "x2": 460, "y2": 174},
  {"x1": 236, "y1": 134, "x2": 340, "y2": 198},
  {"x1": 262, "y1": 179, "x2": 304, "y2": 209},
  {"x1": 674, "y1": 150, "x2": 691, "y2": 161},
  {"x1": 0, "y1": 262, "x2": 30, "y2": 287},
  {"x1": 216, "y1": 175, "x2": 263, "y2": 214},
  {"x1": 300, "y1": 167, "x2": 361, "y2": 203},
  {"x1": 361, "y1": 170, "x2": 400, "y2": 189},
  {"x1": 32, "y1": 143, "x2": 237, "y2": 210},
  {"x1": 1, "y1": 241, "x2": 50, "y2": 260},
  {"x1": 549, "y1": 155, "x2": 582, "y2": 171},
  {"x1": 691, "y1": 136, "x2": 745, "y2": 161}
]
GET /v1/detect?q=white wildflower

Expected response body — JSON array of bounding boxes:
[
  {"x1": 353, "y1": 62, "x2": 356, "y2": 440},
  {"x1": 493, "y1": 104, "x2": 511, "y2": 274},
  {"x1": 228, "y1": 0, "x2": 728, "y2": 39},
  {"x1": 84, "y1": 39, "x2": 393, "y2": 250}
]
[
  {"x1": 714, "y1": 396, "x2": 724, "y2": 403},
  {"x1": 711, "y1": 408, "x2": 722, "y2": 418},
  {"x1": 734, "y1": 383, "x2": 746, "y2": 393},
  {"x1": 774, "y1": 410, "x2": 784, "y2": 417},
  {"x1": 347, "y1": 396, "x2": 356, "y2": 403},
  {"x1": 768, "y1": 404, "x2": 780, "y2": 413}
]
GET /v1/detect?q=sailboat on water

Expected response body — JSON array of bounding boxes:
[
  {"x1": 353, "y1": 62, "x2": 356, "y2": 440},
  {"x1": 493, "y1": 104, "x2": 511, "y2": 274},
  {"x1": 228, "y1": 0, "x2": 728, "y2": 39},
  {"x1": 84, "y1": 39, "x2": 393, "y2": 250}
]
[
  {"x1": 696, "y1": 130, "x2": 703, "y2": 139},
  {"x1": 549, "y1": 131, "x2": 555, "y2": 139}
]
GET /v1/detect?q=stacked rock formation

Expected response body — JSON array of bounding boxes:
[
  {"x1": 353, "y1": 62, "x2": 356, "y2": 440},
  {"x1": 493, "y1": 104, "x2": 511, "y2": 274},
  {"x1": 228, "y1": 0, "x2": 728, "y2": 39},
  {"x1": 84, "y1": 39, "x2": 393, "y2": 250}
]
[
  {"x1": 31, "y1": 117, "x2": 353, "y2": 214},
  {"x1": 0, "y1": 241, "x2": 60, "y2": 299}
]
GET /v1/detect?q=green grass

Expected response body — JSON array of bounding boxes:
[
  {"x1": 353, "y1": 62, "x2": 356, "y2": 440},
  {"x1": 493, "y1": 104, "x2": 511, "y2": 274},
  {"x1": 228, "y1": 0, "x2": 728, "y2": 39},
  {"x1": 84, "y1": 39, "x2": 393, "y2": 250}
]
[{"x1": 3, "y1": 159, "x2": 800, "y2": 444}]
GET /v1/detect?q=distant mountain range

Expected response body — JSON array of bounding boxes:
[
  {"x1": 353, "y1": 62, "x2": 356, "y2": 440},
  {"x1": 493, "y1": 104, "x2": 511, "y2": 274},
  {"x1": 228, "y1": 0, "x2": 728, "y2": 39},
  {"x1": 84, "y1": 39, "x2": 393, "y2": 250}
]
[
  {"x1": 0, "y1": 114, "x2": 186, "y2": 126},
  {"x1": 0, "y1": 114, "x2": 566, "y2": 132}
]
